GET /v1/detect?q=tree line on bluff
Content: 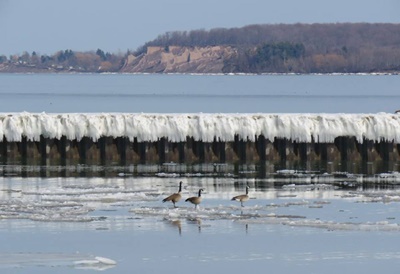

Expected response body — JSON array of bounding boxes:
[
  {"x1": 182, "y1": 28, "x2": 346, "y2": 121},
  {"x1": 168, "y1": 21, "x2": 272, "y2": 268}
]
[
  {"x1": 0, "y1": 49, "x2": 124, "y2": 73},
  {"x1": 1, "y1": 23, "x2": 400, "y2": 73}
]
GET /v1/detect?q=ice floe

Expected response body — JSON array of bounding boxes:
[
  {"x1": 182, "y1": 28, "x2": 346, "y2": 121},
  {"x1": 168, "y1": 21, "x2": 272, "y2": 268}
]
[
  {"x1": 0, "y1": 253, "x2": 116, "y2": 270},
  {"x1": 1, "y1": 176, "x2": 400, "y2": 232}
]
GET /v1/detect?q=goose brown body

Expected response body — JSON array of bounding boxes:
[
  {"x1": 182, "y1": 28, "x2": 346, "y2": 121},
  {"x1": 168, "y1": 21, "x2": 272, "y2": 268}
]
[
  {"x1": 185, "y1": 189, "x2": 204, "y2": 209},
  {"x1": 231, "y1": 185, "x2": 250, "y2": 207},
  {"x1": 162, "y1": 181, "x2": 183, "y2": 208}
]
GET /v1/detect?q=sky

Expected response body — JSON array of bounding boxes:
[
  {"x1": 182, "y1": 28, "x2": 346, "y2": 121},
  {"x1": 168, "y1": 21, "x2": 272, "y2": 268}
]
[{"x1": 0, "y1": 0, "x2": 399, "y2": 56}]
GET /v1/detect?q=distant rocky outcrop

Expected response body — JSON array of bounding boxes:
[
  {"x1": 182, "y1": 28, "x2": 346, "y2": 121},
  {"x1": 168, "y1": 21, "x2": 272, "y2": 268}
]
[{"x1": 121, "y1": 46, "x2": 237, "y2": 73}]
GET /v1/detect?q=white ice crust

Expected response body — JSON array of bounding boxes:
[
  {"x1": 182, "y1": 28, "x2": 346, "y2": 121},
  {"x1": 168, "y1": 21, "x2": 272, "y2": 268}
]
[{"x1": 0, "y1": 112, "x2": 399, "y2": 143}]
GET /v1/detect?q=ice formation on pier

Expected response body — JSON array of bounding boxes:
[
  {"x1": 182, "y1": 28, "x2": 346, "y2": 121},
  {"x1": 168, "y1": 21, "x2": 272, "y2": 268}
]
[{"x1": 0, "y1": 112, "x2": 399, "y2": 143}]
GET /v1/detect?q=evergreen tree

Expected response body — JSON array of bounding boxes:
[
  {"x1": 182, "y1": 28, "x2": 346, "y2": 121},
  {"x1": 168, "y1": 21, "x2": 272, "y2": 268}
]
[{"x1": 96, "y1": 49, "x2": 106, "y2": 61}]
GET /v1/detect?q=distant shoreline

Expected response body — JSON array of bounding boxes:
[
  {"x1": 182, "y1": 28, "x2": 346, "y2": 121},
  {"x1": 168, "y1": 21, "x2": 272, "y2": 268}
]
[
  {"x1": 0, "y1": 71, "x2": 399, "y2": 76},
  {"x1": 1, "y1": 24, "x2": 400, "y2": 75}
]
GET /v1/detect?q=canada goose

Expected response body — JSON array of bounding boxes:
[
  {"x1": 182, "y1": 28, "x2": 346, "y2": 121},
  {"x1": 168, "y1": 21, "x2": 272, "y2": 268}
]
[
  {"x1": 162, "y1": 181, "x2": 183, "y2": 208},
  {"x1": 185, "y1": 188, "x2": 204, "y2": 209},
  {"x1": 231, "y1": 185, "x2": 250, "y2": 207}
]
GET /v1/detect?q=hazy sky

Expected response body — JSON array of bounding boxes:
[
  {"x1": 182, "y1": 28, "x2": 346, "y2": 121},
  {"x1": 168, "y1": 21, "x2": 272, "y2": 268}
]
[{"x1": 1, "y1": 0, "x2": 399, "y2": 56}]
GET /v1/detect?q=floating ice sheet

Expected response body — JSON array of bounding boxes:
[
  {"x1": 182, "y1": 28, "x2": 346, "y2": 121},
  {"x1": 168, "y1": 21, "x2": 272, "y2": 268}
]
[
  {"x1": 131, "y1": 205, "x2": 400, "y2": 232},
  {"x1": 1, "y1": 176, "x2": 400, "y2": 232},
  {"x1": 0, "y1": 253, "x2": 116, "y2": 270}
]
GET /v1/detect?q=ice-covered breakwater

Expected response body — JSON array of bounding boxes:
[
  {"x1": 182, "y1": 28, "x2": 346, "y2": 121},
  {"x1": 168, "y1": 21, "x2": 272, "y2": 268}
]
[
  {"x1": 0, "y1": 112, "x2": 399, "y2": 164},
  {"x1": 2, "y1": 112, "x2": 400, "y2": 143}
]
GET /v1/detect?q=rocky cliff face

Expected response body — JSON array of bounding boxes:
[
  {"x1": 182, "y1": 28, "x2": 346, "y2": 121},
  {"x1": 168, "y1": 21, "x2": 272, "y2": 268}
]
[{"x1": 121, "y1": 46, "x2": 237, "y2": 73}]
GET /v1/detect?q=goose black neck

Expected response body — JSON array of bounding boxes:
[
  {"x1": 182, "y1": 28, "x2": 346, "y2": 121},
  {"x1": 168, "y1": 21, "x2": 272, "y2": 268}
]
[{"x1": 198, "y1": 189, "x2": 202, "y2": 197}]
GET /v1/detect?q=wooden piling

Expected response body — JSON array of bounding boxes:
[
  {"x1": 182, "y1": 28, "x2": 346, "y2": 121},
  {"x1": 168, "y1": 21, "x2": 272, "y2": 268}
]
[{"x1": 0, "y1": 134, "x2": 398, "y2": 166}]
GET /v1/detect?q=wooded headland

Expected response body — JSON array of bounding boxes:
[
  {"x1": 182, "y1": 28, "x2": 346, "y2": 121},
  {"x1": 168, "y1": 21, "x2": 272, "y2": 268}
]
[{"x1": 1, "y1": 23, "x2": 399, "y2": 74}]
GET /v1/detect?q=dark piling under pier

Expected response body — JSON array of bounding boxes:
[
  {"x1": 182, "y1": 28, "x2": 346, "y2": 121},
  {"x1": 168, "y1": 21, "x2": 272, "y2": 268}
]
[{"x1": 1, "y1": 135, "x2": 399, "y2": 165}]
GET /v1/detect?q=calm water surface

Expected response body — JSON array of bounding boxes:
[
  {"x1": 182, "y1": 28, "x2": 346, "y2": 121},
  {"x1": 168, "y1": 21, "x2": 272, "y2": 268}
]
[
  {"x1": 0, "y1": 73, "x2": 399, "y2": 113},
  {"x1": 0, "y1": 74, "x2": 400, "y2": 273}
]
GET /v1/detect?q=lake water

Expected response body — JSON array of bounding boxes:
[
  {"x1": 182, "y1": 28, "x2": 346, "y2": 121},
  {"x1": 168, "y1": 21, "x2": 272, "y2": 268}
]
[
  {"x1": 0, "y1": 73, "x2": 400, "y2": 273},
  {"x1": 0, "y1": 73, "x2": 399, "y2": 113}
]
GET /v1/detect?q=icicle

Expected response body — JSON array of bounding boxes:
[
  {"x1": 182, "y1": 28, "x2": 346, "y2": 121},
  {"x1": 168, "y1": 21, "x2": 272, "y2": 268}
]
[{"x1": 0, "y1": 112, "x2": 399, "y2": 143}]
